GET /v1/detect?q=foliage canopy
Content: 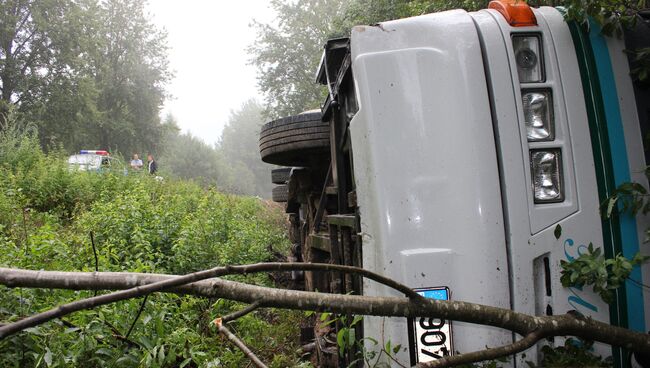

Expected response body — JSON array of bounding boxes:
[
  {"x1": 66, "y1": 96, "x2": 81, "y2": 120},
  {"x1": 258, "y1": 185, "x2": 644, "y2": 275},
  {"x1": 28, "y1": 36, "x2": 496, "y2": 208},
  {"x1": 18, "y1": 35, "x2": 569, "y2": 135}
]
[
  {"x1": 249, "y1": 0, "x2": 650, "y2": 116},
  {"x1": 0, "y1": 0, "x2": 172, "y2": 156}
]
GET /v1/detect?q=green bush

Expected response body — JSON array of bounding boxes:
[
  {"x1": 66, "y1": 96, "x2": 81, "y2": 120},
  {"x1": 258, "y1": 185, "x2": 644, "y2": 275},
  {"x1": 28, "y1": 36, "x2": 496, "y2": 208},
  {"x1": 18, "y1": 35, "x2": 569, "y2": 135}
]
[{"x1": 0, "y1": 130, "x2": 303, "y2": 367}]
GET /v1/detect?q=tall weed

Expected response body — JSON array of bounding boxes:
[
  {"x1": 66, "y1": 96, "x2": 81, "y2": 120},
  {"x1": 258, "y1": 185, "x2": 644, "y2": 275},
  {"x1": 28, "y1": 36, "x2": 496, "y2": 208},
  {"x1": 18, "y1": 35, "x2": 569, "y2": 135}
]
[
  {"x1": 0, "y1": 113, "x2": 43, "y2": 171},
  {"x1": 0, "y1": 136, "x2": 301, "y2": 367}
]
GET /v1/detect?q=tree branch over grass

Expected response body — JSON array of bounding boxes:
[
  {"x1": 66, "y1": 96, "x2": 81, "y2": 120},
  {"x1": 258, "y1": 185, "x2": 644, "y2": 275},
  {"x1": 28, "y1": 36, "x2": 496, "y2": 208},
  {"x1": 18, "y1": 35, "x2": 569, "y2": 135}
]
[
  {"x1": 214, "y1": 317, "x2": 268, "y2": 368},
  {"x1": 419, "y1": 330, "x2": 544, "y2": 368},
  {"x1": 219, "y1": 301, "x2": 262, "y2": 324},
  {"x1": 0, "y1": 262, "x2": 420, "y2": 339},
  {"x1": 1, "y1": 264, "x2": 650, "y2": 366}
]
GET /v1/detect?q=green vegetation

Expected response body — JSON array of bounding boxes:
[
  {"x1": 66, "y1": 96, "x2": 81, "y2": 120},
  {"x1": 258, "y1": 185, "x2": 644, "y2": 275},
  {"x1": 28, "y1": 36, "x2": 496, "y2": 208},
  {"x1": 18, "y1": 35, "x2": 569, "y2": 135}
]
[
  {"x1": 249, "y1": 0, "x2": 650, "y2": 118},
  {"x1": 560, "y1": 244, "x2": 648, "y2": 304},
  {"x1": 0, "y1": 127, "x2": 305, "y2": 367},
  {"x1": 0, "y1": 0, "x2": 274, "y2": 198},
  {"x1": 2, "y1": 0, "x2": 649, "y2": 366},
  {"x1": 0, "y1": 0, "x2": 171, "y2": 155},
  {"x1": 527, "y1": 339, "x2": 612, "y2": 367},
  {"x1": 559, "y1": 176, "x2": 650, "y2": 305}
]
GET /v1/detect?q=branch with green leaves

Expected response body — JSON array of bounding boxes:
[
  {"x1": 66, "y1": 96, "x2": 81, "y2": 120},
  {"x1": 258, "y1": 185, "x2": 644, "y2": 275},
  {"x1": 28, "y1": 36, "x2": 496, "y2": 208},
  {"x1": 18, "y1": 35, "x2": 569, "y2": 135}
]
[
  {"x1": 560, "y1": 243, "x2": 649, "y2": 303},
  {"x1": 560, "y1": 175, "x2": 650, "y2": 305}
]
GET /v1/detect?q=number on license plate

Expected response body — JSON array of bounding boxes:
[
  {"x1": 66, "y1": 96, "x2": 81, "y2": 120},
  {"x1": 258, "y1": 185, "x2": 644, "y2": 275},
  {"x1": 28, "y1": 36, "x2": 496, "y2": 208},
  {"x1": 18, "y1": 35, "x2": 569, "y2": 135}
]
[{"x1": 411, "y1": 287, "x2": 453, "y2": 363}]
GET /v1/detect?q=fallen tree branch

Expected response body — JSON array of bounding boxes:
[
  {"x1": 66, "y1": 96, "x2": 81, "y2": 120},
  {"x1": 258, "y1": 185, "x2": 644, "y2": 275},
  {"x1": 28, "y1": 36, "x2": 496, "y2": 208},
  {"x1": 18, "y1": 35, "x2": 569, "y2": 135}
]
[
  {"x1": 1, "y1": 266, "x2": 649, "y2": 357},
  {"x1": 418, "y1": 330, "x2": 543, "y2": 368},
  {"x1": 220, "y1": 301, "x2": 261, "y2": 324},
  {"x1": 0, "y1": 262, "x2": 422, "y2": 299},
  {"x1": 125, "y1": 294, "x2": 148, "y2": 339},
  {"x1": 214, "y1": 318, "x2": 268, "y2": 368},
  {"x1": 0, "y1": 262, "x2": 420, "y2": 339}
]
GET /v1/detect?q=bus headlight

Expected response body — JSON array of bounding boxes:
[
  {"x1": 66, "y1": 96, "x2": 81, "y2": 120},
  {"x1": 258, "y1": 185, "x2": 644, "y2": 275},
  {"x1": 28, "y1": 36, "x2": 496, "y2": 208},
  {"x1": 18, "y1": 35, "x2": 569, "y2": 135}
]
[
  {"x1": 523, "y1": 90, "x2": 553, "y2": 141},
  {"x1": 513, "y1": 35, "x2": 543, "y2": 83},
  {"x1": 531, "y1": 150, "x2": 563, "y2": 203}
]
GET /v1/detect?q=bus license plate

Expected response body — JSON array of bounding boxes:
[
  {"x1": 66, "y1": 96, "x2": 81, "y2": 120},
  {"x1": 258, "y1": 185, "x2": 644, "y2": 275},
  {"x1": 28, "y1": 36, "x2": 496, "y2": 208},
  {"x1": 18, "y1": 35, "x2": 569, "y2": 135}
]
[{"x1": 412, "y1": 287, "x2": 453, "y2": 363}]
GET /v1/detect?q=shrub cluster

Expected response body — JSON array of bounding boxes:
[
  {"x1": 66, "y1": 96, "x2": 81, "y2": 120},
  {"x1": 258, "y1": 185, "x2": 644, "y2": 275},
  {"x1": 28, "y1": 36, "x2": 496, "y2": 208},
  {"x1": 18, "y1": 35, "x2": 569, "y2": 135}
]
[{"x1": 0, "y1": 129, "x2": 305, "y2": 367}]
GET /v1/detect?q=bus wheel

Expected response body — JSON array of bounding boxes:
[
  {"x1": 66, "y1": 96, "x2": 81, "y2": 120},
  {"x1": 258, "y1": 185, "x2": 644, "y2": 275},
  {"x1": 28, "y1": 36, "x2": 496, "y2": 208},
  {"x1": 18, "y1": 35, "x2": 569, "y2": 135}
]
[
  {"x1": 271, "y1": 167, "x2": 292, "y2": 184},
  {"x1": 272, "y1": 184, "x2": 289, "y2": 202},
  {"x1": 259, "y1": 110, "x2": 330, "y2": 167}
]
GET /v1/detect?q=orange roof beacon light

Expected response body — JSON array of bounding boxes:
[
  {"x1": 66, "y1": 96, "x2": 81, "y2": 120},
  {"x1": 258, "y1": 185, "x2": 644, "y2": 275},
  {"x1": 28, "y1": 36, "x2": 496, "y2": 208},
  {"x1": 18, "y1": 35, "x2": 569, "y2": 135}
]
[{"x1": 488, "y1": 0, "x2": 537, "y2": 27}]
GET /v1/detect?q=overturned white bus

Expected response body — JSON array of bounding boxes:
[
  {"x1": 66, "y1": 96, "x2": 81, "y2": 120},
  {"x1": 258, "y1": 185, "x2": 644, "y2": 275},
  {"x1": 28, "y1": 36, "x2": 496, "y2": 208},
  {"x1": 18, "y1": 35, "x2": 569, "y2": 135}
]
[{"x1": 259, "y1": 1, "x2": 650, "y2": 366}]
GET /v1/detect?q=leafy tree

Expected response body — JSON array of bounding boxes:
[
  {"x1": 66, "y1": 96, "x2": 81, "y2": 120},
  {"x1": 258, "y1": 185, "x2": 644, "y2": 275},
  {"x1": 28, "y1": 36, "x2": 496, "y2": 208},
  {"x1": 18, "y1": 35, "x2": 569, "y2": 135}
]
[
  {"x1": 1, "y1": 0, "x2": 171, "y2": 155},
  {"x1": 157, "y1": 113, "x2": 232, "y2": 188},
  {"x1": 551, "y1": 0, "x2": 648, "y2": 37},
  {"x1": 332, "y1": 0, "x2": 415, "y2": 29},
  {"x1": 81, "y1": 0, "x2": 171, "y2": 155},
  {"x1": 161, "y1": 132, "x2": 231, "y2": 187},
  {"x1": 159, "y1": 103, "x2": 274, "y2": 198},
  {"x1": 248, "y1": 0, "x2": 350, "y2": 118},
  {"x1": 218, "y1": 99, "x2": 275, "y2": 197},
  {"x1": 0, "y1": 0, "x2": 91, "y2": 127}
]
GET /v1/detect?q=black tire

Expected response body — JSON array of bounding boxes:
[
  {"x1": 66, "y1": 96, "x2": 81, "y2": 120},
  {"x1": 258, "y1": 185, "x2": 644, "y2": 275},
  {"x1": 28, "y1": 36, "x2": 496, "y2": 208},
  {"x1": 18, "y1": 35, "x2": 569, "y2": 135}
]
[
  {"x1": 271, "y1": 167, "x2": 292, "y2": 184},
  {"x1": 259, "y1": 111, "x2": 330, "y2": 167},
  {"x1": 272, "y1": 184, "x2": 289, "y2": 203}
]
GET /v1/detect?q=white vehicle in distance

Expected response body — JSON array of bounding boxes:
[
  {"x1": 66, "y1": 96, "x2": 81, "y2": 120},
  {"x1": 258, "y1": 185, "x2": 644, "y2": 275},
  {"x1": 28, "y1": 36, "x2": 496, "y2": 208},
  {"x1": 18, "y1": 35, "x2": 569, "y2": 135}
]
[{"x1": 67, "y1": 150, "x2": 124, "y2": 173}]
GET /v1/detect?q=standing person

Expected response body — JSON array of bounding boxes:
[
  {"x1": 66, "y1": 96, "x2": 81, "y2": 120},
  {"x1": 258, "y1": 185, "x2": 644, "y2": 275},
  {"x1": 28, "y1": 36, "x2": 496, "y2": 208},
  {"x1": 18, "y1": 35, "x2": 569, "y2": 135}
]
[
  {"x1": 147, "y1": 154, "x2": 157, "y2": 175},
  {"x1": 130, "y1": 154, "x2": 143, "y2": 170}
]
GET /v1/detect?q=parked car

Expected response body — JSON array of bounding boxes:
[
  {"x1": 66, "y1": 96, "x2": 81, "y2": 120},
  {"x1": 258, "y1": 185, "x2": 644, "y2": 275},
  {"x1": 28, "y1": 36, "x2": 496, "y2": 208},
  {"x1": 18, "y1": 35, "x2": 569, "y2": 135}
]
[{"x1": 67, "y1": 150, "x2": 125, "y2": 173}]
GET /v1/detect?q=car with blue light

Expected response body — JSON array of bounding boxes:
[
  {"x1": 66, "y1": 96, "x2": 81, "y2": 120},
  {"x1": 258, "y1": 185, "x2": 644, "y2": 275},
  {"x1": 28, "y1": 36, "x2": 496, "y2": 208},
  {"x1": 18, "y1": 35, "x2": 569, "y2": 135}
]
[{"x1": 67, "y1": 150, "x2": 125, "y2": 173}]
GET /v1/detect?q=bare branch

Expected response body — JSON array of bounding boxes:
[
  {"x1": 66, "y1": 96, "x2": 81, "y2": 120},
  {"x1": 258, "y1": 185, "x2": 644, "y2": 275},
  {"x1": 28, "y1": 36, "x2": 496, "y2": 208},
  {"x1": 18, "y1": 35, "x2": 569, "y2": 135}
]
[
  {"x1": 124, "y1": 294, "x2": 148, "y2": 339},
  {"x1": 12, "y1": 28, "x2": 37, "y2": 56},
  {"x1": 60, "y1": 318, "x2": 139, "y2": 349},
  {"x1": 418, "y1": 330, "x2": 543, "y2": 368},
  {"x1": 99, "y1": 318, "x2": 140, "y2": 348},
  {"x1": 90, "y1": 231, "x2": 99, "y2": 272},
  {"x1": 0, "y1": 262, "x2": 421, "y2": 339},
  {"x1": 214, "y1": 319, "x2": 268, "y2": 368},
  {"x1": 0, "y1": 262, "x2": 423, "y2": 300},
  {"x1": 1, "y1": 266, "x2": 650, "y2": 356},
  {"x1": 220, "y1": 301, "x2": 262, "y2": 324}
]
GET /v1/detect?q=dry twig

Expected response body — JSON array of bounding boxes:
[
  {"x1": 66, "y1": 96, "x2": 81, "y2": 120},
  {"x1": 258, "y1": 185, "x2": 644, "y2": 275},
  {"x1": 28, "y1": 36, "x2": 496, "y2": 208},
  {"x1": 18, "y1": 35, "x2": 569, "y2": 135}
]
[
  {"x1": 214, "y1": 318, "x2": 268, "y2": 368},
  {"x1": 221, "y1": 301, "x2": 261, "y2": 324}
]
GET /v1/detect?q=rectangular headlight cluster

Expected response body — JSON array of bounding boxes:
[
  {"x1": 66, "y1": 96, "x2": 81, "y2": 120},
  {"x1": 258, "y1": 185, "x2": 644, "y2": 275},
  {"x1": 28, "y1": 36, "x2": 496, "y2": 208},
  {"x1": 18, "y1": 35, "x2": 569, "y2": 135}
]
[
  {"x1": 513, "y1": 35, "x2": 543, "y2": 83},
  {"x1": 513, "y1": 34, "x2": 563, "y2": 204},
  {"x1": 522, "y1": 90, "x2": 553, "y2": 141},
  {"x1": 530, "y1": 150, "x2": 563, "y2": 203}
]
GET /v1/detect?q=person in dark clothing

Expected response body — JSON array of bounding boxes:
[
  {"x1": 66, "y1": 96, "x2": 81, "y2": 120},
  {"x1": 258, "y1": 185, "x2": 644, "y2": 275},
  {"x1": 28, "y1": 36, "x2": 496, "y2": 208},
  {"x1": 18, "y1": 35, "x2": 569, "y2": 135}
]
[{"x1": 147, "y1": 154, "x2": 157, "y2": 175}]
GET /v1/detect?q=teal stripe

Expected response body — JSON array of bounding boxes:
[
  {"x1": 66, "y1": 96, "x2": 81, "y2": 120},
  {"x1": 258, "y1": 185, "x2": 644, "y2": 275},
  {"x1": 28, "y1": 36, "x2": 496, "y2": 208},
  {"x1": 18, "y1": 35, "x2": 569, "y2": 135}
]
[
  {"x1": 567, "y1": 19, "x2": 624, "y2": 365},
  {"x1": 588, "y1": 20, "x2": 645, "y2": 333}
]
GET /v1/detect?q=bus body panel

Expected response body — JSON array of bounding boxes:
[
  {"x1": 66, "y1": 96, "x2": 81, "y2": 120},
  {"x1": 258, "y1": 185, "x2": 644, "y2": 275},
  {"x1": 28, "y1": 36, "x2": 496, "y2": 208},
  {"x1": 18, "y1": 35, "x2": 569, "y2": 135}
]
[
  {"x1": 471, "y1": 7, "x2": 613, "y2": 363},
  {"x1": 349, "y1": 9, "x2": 511, "y2": 364},
  {"x1": 536, "y1": 1, "x2": 616, "y2": 345},
  {"x1": 602, "y1": 27, "x2": 649, "y2": 333}
]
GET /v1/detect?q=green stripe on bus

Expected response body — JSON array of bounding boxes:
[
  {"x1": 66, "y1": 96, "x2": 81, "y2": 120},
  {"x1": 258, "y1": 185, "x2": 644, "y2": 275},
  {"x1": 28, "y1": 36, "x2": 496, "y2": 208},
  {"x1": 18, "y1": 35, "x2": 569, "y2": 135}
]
[{"x1": 567, "y1": 19, "x2": 626, "y2": 367}]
